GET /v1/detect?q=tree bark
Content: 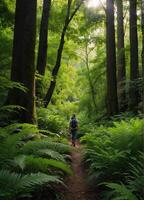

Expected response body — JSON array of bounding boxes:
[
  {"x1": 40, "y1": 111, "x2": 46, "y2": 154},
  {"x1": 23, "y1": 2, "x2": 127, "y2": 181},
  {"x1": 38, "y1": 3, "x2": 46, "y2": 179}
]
[
  {"x1": 129, "y1": 0, "x2": 139, "y2": 112},
  {"x1": 44, "y1": 20, "x2": 67, "y2": 108},
  {"x1": 106, "y1": 0, "x2": 119, "y2": 116},
  {"x1": 44, "y1": 0, "x2": 82, "y2": 107},
  {"x1": 7, "y1": 0, "x2": 37, "y2": 124},
  {"x1": 85, "y1": 42, "x2": 97, "y2": 112},
  {"x1": 116, "y1": 0, "x2": 126, "y2": 112},
  {"x1": 37, "y1": 0, "x2": 51, "y2": 75}
]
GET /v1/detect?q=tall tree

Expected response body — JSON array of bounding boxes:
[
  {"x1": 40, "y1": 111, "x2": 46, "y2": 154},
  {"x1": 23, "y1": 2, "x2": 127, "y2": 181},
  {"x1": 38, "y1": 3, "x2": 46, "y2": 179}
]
[
  {"x1": 106, "y1": 0, "x2": 119, "y2": 116},
  {"x1": 44, "y1": 0, "x2": 82, "y2": 107},
  {"x1": 116, "y1": 0, "x2": 126, "y2": 111},
  {"x1": 7, "y1": 0, "x2": 37, "y2": 124},
  {"x1": 85, "y1": 40, "x2": 97, "y2": 112},
  {"x1": 129, "y1": 0, "x2": 139, "y2": 112},
  {"x1": 141, "y1": 0, "x2": 144, "y2": 112},
  {"x1": 37, "y1": 0, "x2": 51, "y2": 76}
]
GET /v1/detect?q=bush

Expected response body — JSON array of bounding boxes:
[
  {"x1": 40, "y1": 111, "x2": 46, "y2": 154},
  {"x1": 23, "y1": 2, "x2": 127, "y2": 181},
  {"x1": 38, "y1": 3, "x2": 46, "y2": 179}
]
[
  {"x1": 104, "y1": 152, "x2": 144, "y2": 200},
  {"x1": 0, "y1": 123, "x2": 72, "y2": 199},
  {"x1": 37, "y1": 107, "x2": 67, "y2": 134},
  {"x1": 81, "y1": 118, "x2": 144, "y2": 200}
]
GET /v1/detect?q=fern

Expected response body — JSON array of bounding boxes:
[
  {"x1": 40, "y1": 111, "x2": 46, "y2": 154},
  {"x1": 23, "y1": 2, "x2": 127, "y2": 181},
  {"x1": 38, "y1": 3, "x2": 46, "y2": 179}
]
[
  {"x1": 12, "y1": 154, "x2": 72, "y2": 174},
  {"x1": 37, "y1": 107, "x2": 67, "y2": 133},
  {"x1": 22, "y1": 140, "x2": 72, "y2": 154},
  {"x1": 0, "y1": 105, "x2": 25, "y2": 117},
  {"x1": 0, "y1": 124, "x2": 39, "y2": 168},
  {"x1": 0, "y1": 169, "x2": 62, "y2": 200},
  {"x1": 0, "y1": 134, "x2": 20, "y2": 168},
  {"x1": 17, "y1": 173, "x2": 62, "y2": 193},
  {"x1": 0, "y1": 123, "x2": 39, "y2": 138},
  {"x1": 13, "y1": 155, "x2": 26, "y2": 171},
  {"x1": 81, "y1": 119, "x2": 144, "y2": 199},
  {"x1": 37, "y1": 149, "x2": 65, "y2": 162},
  {"x1": 126, "y1": 152, "x2": 144, "y2": 197},
  {"x1": 0, "y1": 123, "x2": 72, "y2": 199},
  {"x1": 25, "y1": 156, "x2": 72, "y2": 175},
  {"x1": 0, "y1": 76, "x2": 27, "y2": 92},
  {"x1": 105, "y1": 183, "x2": 139, "y2": 200}
]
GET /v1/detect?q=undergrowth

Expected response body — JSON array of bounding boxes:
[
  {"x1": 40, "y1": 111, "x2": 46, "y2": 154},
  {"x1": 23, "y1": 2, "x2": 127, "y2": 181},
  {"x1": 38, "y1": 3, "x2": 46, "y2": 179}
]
[
  {"x1": 0, "y1": 123, "x2": 72, "y2": 200},
  {"x1": 81, "y1": 118, "x2": 144, "y2": 200}
]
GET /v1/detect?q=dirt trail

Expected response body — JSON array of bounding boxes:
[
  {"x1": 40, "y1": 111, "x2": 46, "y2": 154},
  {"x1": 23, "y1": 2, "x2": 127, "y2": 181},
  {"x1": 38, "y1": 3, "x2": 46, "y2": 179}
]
[{"x1": 63, "y1": 142, "x2": 98, "y2": 200}]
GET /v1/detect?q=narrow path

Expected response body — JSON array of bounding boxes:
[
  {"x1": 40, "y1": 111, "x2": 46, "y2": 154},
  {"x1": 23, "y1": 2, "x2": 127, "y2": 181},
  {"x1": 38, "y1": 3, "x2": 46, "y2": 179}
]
[{"x1": 63, "y1": 142, "x2": 98, "y2": 200}]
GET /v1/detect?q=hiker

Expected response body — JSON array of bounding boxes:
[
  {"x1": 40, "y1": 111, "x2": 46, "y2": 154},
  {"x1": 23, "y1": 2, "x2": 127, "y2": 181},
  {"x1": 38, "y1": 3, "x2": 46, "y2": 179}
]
[{"x1": 69, "y1": 114, "x2": 78, "y2": 147}]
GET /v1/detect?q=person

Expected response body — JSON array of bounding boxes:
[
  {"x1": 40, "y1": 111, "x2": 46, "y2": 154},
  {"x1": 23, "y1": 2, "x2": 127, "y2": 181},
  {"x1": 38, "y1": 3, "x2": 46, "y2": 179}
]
[{"x1": 69, "y1": 114, "x2": 78, "y2": 147}]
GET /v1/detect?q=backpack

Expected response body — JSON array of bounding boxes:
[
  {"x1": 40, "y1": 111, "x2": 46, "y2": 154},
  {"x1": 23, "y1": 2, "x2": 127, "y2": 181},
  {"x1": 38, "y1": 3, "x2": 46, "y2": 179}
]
[{"x1": 70, "y1": 119, "x2": 78, "y2": 129}]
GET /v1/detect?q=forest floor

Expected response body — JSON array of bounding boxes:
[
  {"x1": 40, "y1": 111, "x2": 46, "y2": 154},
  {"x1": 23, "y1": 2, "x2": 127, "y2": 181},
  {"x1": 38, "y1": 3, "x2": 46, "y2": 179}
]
[{"x1": 63, "y1": 141, "x2": 99, "y2": 200}]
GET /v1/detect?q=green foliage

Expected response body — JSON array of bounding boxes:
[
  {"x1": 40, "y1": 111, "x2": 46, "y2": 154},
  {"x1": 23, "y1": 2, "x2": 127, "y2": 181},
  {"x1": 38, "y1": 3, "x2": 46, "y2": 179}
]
[
  {"x1": 104, "y1": 153, "x2": 144, "y2": 200},
  {"x1": 37, "y1": 149, "x2": 65, "y2": 162},
  {"x1": 0, "y1": 26, "x2": 13, "y2": 81},
  {"x1": 0, "y1": 76, "x2": 27, "y2": 124},
  {"x1": 0, "y1": 0, "x2": 144, "y2": 199},
  {"x1": 22, "y1": 140, "x2": 72, "y2": 155},
  {"x1": 0, "y1": 170, "x2": 61, "y2": 200},
  {"x1": 0, "y1": 123, "x2": 39, "y2": 168},
  {"x1": 0, "y1": 123, "x2": 39, "y2": 138},
  {"x1": 121, "y1": 152, "x2": 144, "y2": 200},
  {"x1": 81, "y1": 119, "x2": 144, "y2": 200},
  {"x1": 0, "y1": 76, "x2": 27, "y2": 92},
  {"x1": 25, "y1": 156, "x2": 72, "y2": 175},
  {"x1": 105, "y1": 183, "x2": 139, "y2": 200},
  {"x1": 128, "y1": 153, "x2": 144, "y2": 193},
  {"x1": 0, "y1": 0, "x2": 15, "y2": 27},
  {"x1": 0, "y1": 123, "x2": 72, "y2": 199},
  {"x1": 37, "y1": 107, "x2": 67, "y2": 133}
]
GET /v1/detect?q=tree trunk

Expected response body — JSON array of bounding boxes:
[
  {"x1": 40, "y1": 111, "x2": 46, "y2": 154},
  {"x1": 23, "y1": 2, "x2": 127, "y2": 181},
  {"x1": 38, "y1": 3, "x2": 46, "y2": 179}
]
[
  {"x1": 44, "y1": 24, "x2": 66, "y2": 107},
  {"x1": 37, "y1": 0, "x2": 51, "y2": 75},
  {"x1": 129, "y1": 0, "x2": 139, "y2": 112},
  {"x1": 141, "y1": 0, "x2": 144, "y2": 112},
  {"x1": 116, "y1": 0, "x2": 126, "y2": 112},
  {"x1": 44, "y1": 0, "x2": 81, "y2": 107},
  {"x1": 85, "y1": 42, "x2": 97, "y2": 112},
  {"x1": 36, "y1": 0, "x2": 51, "y2": 98},
  {"x1": 106, "y1": 0, "x2": 119, "y2": 116},
  {"x1": 7, "y1": 0, "x2": 37, "y2": 124}
]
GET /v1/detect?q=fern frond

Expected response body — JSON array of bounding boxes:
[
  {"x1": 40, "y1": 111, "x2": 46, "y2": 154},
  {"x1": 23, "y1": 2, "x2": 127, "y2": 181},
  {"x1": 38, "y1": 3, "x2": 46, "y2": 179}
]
[
  {"x1": 0, "y1": 169, "x2": 62, "y2": 199},
  {"x1": 13, "y1": 155, "x2": 26, "y2": 171},
  {"x1": 0, "y1": 105, "x2": 25, "y2": 113},
  {"x1": 17, "y1": 172, "x2": 62, "y2": 190},
  {"x1": 0, "y1": 123, "x2": 39, "y2": 138},
  {"x1": 25, "y1": 156, "x2": 72, "y2": 175},
  {"x1": 37, "y1": 149, "x2": 65, "y2": 162},
  {"x1": 22, "y1": 141, "x2": 72, "y2": 155},
  {"x1": 0, "y1": 124, "x2": 40, "y2": 168},
  {"x1": 0, "y1": 134, "x2": 21, "y2": 167},
  {"x1": 0, "y1": 76, "x2": 27, "y2": 92},
  {"x1": 105, "y1": 183, "x2": 139, "y2": 200}
]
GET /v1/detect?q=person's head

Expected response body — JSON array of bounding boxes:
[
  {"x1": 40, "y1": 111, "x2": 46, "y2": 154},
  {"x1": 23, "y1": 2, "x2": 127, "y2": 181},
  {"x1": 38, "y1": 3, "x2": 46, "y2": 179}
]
[{"x1": 71, "y1": 114, "x2": 76, "y2": 119}]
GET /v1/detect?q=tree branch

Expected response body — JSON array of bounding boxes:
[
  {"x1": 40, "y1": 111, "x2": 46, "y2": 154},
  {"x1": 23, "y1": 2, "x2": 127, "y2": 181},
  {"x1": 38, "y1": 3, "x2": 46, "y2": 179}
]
[{"x1": 68, "y1": 0, "x2": 83, "y2": 24}]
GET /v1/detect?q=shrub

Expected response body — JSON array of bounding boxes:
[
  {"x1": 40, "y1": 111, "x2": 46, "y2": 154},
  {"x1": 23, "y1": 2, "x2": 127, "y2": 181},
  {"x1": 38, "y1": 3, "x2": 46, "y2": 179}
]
[
  {"x1": 81, "y1": 118, "x2": 144, "y2": 200},
  {"x1": 0, "y1": 123, "x2": 72, "y2": 199},
  {"x1": 0, "y1": 170, "x2": 61, "y2": 200},
  {"x1": 37, "y1": 107, "x2": 67, "y2": 134}
]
